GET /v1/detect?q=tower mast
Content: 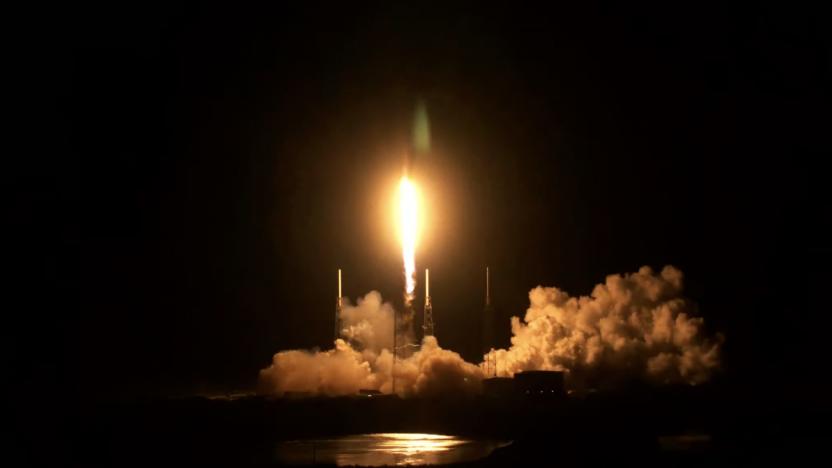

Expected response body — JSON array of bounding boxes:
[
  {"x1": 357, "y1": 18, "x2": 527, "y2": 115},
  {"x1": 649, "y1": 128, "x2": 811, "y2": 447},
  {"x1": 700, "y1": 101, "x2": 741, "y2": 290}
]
[
  {"x1": 423, "y1": 268, "x2": 434, "y2": 337},
  {"x1": 483, "y1": 266, "x2": 496, "y2": 377},
  {"x1": 335, "y1": 269, "x2": 342, "y2": 342}
]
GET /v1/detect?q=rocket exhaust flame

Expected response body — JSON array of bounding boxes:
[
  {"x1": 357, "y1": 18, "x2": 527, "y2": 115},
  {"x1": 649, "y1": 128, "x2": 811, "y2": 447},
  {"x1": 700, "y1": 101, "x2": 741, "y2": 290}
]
[{"x1": 397, "y1": 176, "x2": 419, "y2": 304}]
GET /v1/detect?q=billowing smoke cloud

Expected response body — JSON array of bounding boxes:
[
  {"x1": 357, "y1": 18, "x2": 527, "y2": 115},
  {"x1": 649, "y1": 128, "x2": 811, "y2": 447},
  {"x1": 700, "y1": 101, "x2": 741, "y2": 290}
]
[
  {"x1": 256, "y1": 339, "x2": 384, "y2": 396},
  {"x1": 259, "y1": 266, "x2": 721, "y2": 397},
  {"x1": 258, "y1": 291, "x2": 482, "y2": 397},
  {"x1": 338, "y1": 291, "x2": 394, "y2": 353},
  {"x1": 483, "y1": 266, "x2": 722, "y2": 388},
  {"x1": 392, "y1": 336, "x2": 482, "y2": 396}
]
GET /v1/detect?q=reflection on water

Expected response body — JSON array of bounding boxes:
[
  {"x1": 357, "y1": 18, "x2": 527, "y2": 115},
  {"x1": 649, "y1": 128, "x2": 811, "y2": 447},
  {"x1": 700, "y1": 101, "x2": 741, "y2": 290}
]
[{"x1": 275, "y1": 433, "x2": 511, "y2": 466}]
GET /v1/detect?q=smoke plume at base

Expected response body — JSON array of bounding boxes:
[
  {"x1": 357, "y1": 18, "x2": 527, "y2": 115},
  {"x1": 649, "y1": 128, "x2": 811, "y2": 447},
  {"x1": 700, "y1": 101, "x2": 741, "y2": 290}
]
[
  {"x1": 483, "y1": 266, "x2": 722, "y2": 388},
  {"x1": 258, "y1": 266, "x2": 722, "y2": 397},
  {"x1": 258, "y1": 291, "x2": 482, "y2": 397}
]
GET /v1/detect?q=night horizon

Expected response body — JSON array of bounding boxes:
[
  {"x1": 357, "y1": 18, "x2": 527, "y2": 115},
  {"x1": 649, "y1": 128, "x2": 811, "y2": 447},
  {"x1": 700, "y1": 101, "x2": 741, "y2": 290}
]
[{"x1": 19, "y1": 1, "x2": 830, "y2": 465}]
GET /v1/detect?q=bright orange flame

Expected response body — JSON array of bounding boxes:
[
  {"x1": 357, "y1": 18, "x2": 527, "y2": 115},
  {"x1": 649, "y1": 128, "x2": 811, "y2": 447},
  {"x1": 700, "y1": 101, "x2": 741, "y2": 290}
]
[{"x1": 397, "y1": 176, "x2": 419, "y2": 301}]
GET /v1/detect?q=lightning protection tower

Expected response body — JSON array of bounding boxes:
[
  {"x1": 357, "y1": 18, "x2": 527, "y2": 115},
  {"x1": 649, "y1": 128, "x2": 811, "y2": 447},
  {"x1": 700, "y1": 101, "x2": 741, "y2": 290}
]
[{"x1": 335, "y1": 269, "x2": 343, "y2": 342}]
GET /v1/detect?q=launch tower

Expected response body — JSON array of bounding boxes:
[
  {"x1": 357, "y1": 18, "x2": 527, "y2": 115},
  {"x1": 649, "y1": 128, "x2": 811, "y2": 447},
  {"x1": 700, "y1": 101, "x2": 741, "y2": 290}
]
[
  {"x1": 422, "y1": 268, "x2": 434, "y2": 337},
  {"x1": 335, "y1": 269, "x2": 343, "y2": 342},
  {"x1": 482, "y1": 267, "x2": 497, "y2": 377}
]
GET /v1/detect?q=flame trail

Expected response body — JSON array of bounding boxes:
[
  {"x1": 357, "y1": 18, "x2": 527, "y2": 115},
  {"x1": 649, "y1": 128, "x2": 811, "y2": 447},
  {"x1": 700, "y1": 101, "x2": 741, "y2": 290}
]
[{"x1": 397, "y1": 176, "x2": 419, "y2": 304}]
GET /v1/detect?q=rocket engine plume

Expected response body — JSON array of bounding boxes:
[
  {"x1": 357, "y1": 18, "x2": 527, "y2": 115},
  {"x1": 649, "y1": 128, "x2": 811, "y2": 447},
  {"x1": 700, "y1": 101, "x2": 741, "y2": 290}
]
[{"x1": 397, "y1": 176, "x2": 419, "y2": 304}]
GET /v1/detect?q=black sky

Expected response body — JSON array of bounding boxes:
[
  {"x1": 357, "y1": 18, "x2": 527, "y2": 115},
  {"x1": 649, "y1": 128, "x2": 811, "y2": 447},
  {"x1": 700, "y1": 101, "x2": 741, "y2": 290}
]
[{"x1": 48, "y1": 2, "x2": 828, "y2": 399}]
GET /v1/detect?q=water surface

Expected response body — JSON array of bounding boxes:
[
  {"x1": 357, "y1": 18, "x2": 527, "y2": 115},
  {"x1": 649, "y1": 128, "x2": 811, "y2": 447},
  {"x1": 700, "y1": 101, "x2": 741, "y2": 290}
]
[{"x1": 275, "y1": 433, "x2": 510, "y2": 466}]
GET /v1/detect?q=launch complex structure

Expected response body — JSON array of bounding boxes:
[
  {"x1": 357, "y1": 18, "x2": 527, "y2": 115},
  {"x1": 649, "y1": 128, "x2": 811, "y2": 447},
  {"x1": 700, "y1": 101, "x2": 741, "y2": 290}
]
[
  {"x1": 335, "y1": 266, "x2": 497, "y2": 393},
  {"x1": 334, "y1": 269, "x2": 342, "y2": 343},
  {"x1": 482, "y1": 267, "x2": 497, "y2": 377},
  {"x1": 422, "y1": 268, "x2": 434, "y2": 337}
]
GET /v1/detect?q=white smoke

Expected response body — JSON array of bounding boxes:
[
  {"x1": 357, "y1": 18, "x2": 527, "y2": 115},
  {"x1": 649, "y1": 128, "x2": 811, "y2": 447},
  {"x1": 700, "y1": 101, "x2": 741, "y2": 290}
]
[
  {"x1": 256, "y1": 339, "x2": 382, "y2": 396},
  {"x1": 483, "y1": 266, "x2": 722, "y2": 387},
  {"x1": 338, "y1": 291, "x2": 394, "y2": 353},
  {"x1": 258, "y1": 291, "x2": 482, "y2": 397},
  {"x1": 390, "y1": 335, "x2": 482, "y2": 396}
]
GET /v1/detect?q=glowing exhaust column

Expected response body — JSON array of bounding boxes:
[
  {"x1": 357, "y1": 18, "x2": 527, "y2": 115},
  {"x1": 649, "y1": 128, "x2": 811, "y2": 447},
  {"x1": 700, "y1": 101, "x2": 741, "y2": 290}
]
[
  {"x1": 393, "y1": 101, "x2": 430, "y2": 394},
  {"x1": 397, "y1": 176, "x2": 419, "y2": 304}
]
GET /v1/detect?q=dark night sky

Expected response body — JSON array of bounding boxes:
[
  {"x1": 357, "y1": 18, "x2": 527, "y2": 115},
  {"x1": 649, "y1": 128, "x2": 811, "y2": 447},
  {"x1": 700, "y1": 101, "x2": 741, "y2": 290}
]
[{"x1": 40, "y1": 2, "x2": 828, "y2": 399}]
